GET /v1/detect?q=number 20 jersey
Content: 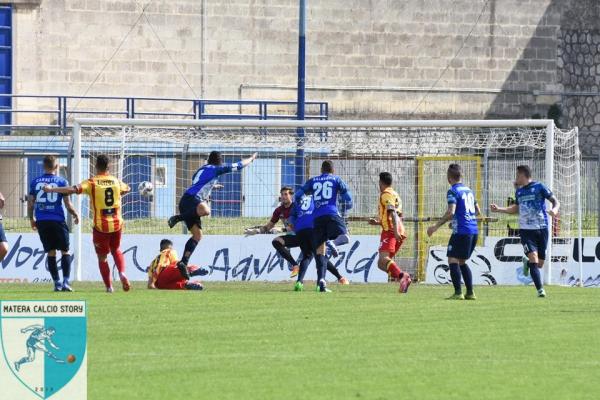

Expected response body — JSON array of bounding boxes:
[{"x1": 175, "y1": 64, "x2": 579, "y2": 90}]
[
  {"x1": 447, "y1": 183, "x2": 478, "y2": 235},
  {"x1": 76, "y1": 173, "x2": 130, "y2": 233}
]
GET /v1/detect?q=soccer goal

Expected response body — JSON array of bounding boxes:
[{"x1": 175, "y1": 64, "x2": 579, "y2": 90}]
[{"x1": 71, "y1": 118, "x2": 582, "y2": 284}]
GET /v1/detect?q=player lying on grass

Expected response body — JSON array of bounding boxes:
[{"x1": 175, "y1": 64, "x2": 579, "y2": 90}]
[
  {"x1": 45, "y1": 154, "x2": 131, "y2": 293},
  {"x1": 0, "y1": 191, "x2": 8, "y2": 262},
  {"x1": 295, "y1": 160, "x2": 353, "y2": 292},
  {"x1": 168, "y1": 151, "x2": 258, "y2": 280},
  {"x1": 245, "y1": 187, "x2": 348, "y2": 284},
  {"x1": 369, "y1": 172, "x2": 411, "y2": 293},
  {"x1": 147, "y1": 239, "x2": 206, "y2": 290},
  {"x1": 490, "y1": 165, "x2": 559, "y2": 298},
  {"x1": 427, "y1": 164, "x2": 480, "y2": 300},
  {"x1": 28, "y1": 155, "x2": 79, "y2": 292}
]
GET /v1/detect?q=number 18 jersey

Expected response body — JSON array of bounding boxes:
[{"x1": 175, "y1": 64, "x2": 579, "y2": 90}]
[
  {"x1": 76, "y1": 173, "x2": 130, "y2": 233},
  {"x1": 447, "y1": 183, "x2": 478, "y2": 235}
]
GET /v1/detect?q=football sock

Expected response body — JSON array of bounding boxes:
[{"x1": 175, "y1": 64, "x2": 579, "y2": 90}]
[
  {"x1": 112, "y1": 250, "x2": 126, "y2": 275},
  {"x1": 61, "y1": 254, "x2": 72, "y2": 281},
  {"x1": 47, "y1": 256, "x2": 60, "y2": 283},
  {"x1": 449, "y1": 263, "x2": 462, "y2": 294},
  {"x1": 298, "y1": 255, "x2": 312, "y2": 283},
  {"x1": 315, "y1": 254, "x2": 328, "y2": 283},
  {"x1": 327, "y1": 261, "x2": 342, "y2": 280},
  {"x1": 272, "y1": 240, "x2": 297, "y2": 267},
  {"x1": 528, "y1": 262, "x2": 543, "y2": 290},
  {"x1": 181, "y1": 238, "x2": 199, "y2": 265},
  {"x1": 460, "y1": 264, "x2": 473, "y2": 295},
  {"x1": 386, "y1": 260, "x2": 403, "y2": 280},
  {"x1": 99, "y1": 260, "x2": 111, "y2": 288}
]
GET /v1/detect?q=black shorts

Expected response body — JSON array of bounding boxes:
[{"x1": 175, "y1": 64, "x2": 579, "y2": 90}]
[
  {"x1": 447, "y1": 234, "x2": 478, "y2": 260},
  {"x1": 277, "y1": 234, "x2": 300, "y2": 249},
  {"x1": 179, "y1": 194, "x2": 202, "y2": 230},
  {"x1": 313, "y1": 214, "x2": 347, "y2": 249},
  {"x1": 296, "y1": 228, "x2": 315, "y2": 258},
  {"x1": 520, "y1": 229, "x2": 548, "y2": 260},
  {"x1": 36, "y1": 220, "x2": 70, "y2": 252},
  {"x1": 0, "y1": 221, "x2": 6, "y2": 243}
]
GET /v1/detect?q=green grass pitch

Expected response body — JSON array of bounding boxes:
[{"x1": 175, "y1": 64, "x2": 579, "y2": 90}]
[{"x1": 2, "y1": 282, "x2": 599, "y2": 399}]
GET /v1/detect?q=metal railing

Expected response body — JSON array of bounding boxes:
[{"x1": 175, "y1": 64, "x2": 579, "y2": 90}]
[{"x1": 0, "y1": 94, "x2": 328, "y2": 133}]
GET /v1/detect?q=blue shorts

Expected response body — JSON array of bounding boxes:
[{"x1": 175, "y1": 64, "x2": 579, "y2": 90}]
[
  {"x1": 447, "y1": 234, "x2": 478, "y2": 260},
  {"x1": 37, "y1": 220, "x2": 70, "y2": 252},
  {"x1": 520, "y1": 229, "x2": 548, "y2": 260},
  {"x1": 0, "y1": 221, "x2": 6, "y2": 243},
  {"x1": 313, "y1": 214, "x2": 347, "y2": 249},
  {"x1": 178, "y1": 194, "x2": 202, "y2": 230}
]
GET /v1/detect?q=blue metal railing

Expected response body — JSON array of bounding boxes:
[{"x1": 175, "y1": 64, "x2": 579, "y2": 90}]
[{"x1": 0, "y1": 94, "x2": 328, "y2": 133}]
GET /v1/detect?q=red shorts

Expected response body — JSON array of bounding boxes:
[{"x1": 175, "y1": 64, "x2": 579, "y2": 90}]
[
  {"x1": 92, "y1": 229, "x2": 122, "y2": 257},
  {"x1": 155, "y1": 266, "x2": 187, "y2": 290},
  {"x1": 378, "y1": 230, "x2": 404, "y2": 257}
]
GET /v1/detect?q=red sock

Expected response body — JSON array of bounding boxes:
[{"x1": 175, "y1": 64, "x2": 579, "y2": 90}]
[
  {"x1": 99, "y1": 260, "x2": 112, "y2": 288},
  {"x1": 387, "y1": 260, "x2": 402, "y2": 281},
  {"x1": 112, "y1": 250, "x2": 126, "y2": 275}
]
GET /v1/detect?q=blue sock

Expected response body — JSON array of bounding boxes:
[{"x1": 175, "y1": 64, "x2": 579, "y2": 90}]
[
  {"x1": 47, "y1": 256, "x2": 60, "y2": 283},
  {"x1": 459, "y1": 264, "x2": 473, "y2": 295},
  {"x1": 449, "y1": 263, "x2": 462, "y2": 294},
  {"x1": 61, "y1": 254, "x2": 72, "y2": 282},
  {"x1": 315, "y1": 255, "x2": 328, "y2": 286},
  {"x1": 528, "y1": 262, "x2": 543, "y2": 290},
  {"x1": 181, "y1": 238, "x2": 199, "y2": 265},
  {"x1": 297, "y1": 255, "x2": 312, "y2": 283}
]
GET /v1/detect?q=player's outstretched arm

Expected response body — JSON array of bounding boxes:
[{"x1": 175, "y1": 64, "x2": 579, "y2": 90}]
[
  {"x1": 43, "y1": 185, "x2": 78, "y2": 195},
  {"x1": 547, "y1": 195, "x2": 560, "y2": 217},
  {"x1": 240, "y1": 152, "x2": 258, "y2": 168},
  {"x1": 21, "y1": 324, "x2": 42, "y2": 333},
  {"x1": 490, "y1": 203, "x2": 518, "y2": 214},
  {"x1": 27, "y1": 195, "x2": 37, "y2": 231},
  {"x1": 62, "y1": 196, "x2": 80, "y2": 225},
  {"x1": 427, "y1": 204, "x2": 456, "y2": 237}
]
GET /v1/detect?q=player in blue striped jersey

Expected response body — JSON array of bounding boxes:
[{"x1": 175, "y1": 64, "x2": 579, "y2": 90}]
[
  {"x1": 427, "y1": 164, "x2": 481, "y2": 300},
  {"x1": 28, "y1": 156, "x2": 80, "y2": 292},
  {"x1": 491, "y1": 165, "x2": 559, "y2": 298},
  {"x1": 295, "y1": 160, "x2": 353, "y2": 292},
  {"x1": 168, "y1": 151, "x2": 257, "y2": 279}
]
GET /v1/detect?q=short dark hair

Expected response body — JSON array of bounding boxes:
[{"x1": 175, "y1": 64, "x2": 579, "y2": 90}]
[
  {"x1": 321, "y1": 160, "x2": 334, "y2": 174},
  {"x1": 160, "y1": 239, "x2": 173, "y2": 251},
  {"x1": 207, "y1": 151, "x2": 223, "y2": 166},
  {"x1": 447, "y1": 164, "x2": 462, "y2": 181},
  {"x1": 516, "y1": 165, "x2": 532, "y2": 178},
  {"x1": 379, "y1": 172, "x2": 392, "y2": 186},
  {"x1": 43, "y1": 155, "x2": 58, "y2": 171},
  {"x1": 96, "y1": 154, "x2": 109, "y2": 172},
  {"x1": 280, "y1": 186, "x2": 293, "y2": 194}
]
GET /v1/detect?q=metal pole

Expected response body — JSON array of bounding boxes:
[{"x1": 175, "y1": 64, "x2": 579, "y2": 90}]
[
  {"x1": 295, "y1": 0, "x2": 307, "y2": 188},
  {"x1": 544, "y1": 121, "x2": 554, "y2": 285},
  {"x1": 574, "y1": 127, "x2": 583, "y2": 287},
  {"x1": 73, "y1": 122, "x2": 82, "y2": 281}
]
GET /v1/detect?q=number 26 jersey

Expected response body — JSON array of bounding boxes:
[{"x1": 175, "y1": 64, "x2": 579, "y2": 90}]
[{"x1": 77, "y1": 174, "x2": 130, "y2": 233}]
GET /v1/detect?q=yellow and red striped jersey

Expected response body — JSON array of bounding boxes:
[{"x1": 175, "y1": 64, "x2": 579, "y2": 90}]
[
  {"x1": 379, "y1": 187, "x2": 403, "y2": 233},
  {"x1": 76, "y1": 173, "x2": 129, "y2": 233},
  {"x1": 148, "y1": 248, "x2": 179, "y2": 284}
]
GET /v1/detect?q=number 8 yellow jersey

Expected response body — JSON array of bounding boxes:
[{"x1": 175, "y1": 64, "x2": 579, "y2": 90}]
[{"x1": 76, "y1": 174, "x2": 130, "y2": 233}]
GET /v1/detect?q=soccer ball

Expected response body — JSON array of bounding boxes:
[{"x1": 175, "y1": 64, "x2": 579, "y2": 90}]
[
  {"x1": 66, "y1": 354, "x2": 76, "y2": 363},
  {"x1": 138, "y1": 181, "x2": 153, "y2": 196}
]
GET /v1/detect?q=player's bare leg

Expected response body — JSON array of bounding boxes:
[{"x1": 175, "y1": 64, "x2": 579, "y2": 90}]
[{"x1": 0, "y1": 242, "x2": 8, "y2": 262}]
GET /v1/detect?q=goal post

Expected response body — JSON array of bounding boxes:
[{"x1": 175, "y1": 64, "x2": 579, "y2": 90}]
[{"x1": 70, "y1": 118, "x2": 581, "y2": 284}]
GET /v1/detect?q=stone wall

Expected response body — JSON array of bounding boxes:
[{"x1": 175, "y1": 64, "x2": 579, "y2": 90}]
[{"x1": 8, "y1": 0, "x2": 600, "y2": 155}]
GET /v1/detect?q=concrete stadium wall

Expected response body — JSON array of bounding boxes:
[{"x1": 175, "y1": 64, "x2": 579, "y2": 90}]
[{"x1": 7, "y1": 0, "x2": 600, "y2": 154}]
